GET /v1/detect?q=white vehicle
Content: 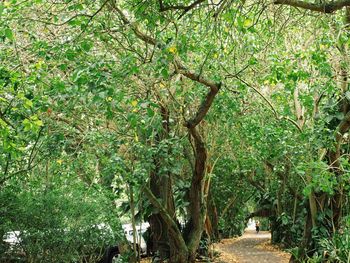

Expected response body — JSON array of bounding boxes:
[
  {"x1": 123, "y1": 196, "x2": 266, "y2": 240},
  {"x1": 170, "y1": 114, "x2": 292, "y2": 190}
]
[
  {"x1": 3, "y1": 231, "x2": 21, "y2": 246},
  {"x1": 122, "y1": 222, "x2": 149, "y2": 255}
]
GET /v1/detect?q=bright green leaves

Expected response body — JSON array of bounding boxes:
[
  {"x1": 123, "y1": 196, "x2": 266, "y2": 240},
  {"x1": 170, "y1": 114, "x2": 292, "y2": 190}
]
[
  {"x1": 278, "y1": 213, "x2": 293, "y2": 226},
  {"x1": 267, "y1": 54, "x2": 310, "y2": 85},
  {"x1": 61, "y1": 40, "x2": 94, "y2": 63},
  {"x1": 236, "y1": 16, "x2": 255, "y2": 33},
  {"x1": 4, "y1": 27, "x2": 14, "y2": 40},
  {"x1": 67, "y1": 3, "x2": 84, "y2": 11},
  {"x1": 311, "y1": 50, "x2": 332, "y2": 77},
  {"x1": 22, "y1": 115, "x2": 43, "y2": 132},
  {"x1": 243, "y1": 18, "x2": 253, "y2": 28},
  {"x1": 155, "y1": 52, "x2": 171, "y2": 79},
  {"x1": 0, "y1": 172, "x2": 120, "y2": 262},
  {"x1": 126, "y1": 98, "x2": 158, "y2": 130},
  {"x1": 0, "y1": 26, "x2": 14, "y2": 42},
  {"x1": 299, "y1": 161, "x2": 337, "y2": 197}
]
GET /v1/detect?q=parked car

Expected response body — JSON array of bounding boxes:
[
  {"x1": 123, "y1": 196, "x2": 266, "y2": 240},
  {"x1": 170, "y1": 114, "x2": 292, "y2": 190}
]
[{"x1": 122, "y1": 222, "x2": 149, "y2": 255}]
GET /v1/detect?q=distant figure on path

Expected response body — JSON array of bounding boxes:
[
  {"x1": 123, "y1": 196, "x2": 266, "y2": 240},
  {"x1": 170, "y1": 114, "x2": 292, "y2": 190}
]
[{"x1": 255, "y1": 220, "x2": 260, "y2": 234}]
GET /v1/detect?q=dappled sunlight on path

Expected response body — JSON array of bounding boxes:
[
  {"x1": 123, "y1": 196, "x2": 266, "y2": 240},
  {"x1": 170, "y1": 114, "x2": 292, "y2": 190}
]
[{"x1": 216, "y1": 230, "x2": 290, "y2": 263}]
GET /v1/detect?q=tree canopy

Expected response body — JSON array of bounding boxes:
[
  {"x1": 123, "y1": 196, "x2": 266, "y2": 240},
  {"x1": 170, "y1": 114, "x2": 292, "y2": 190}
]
[{"x1": 2, "y1": 0, "x2": 350, "y2": 262}]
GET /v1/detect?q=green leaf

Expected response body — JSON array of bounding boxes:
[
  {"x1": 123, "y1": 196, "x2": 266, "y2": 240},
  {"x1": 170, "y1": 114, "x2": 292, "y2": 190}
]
[
  {"x1": 22, "y1": 118, "x2": 31, "y2": 131},
  {"x1": 81, "y1": 41, "x2": 93, "y2": 52},
  {"x1": 243, "y1": 19, "x2": 253, "y2": 28},
  {"x1": 65, "y1": 49, "x2": 76, "y2": 61},
  {"x1": 160, "y1": 68, "x2": 169, "y2": 78},
  {"x1": 0, "y1": 118, "x2": 8, "y2": 128},
  {"x1": 5, "y1": 28, "x2": 14, "y2": 40},
  {"x1": 0, "y1": 4, "x2": 4, "y2": 17},
  {"x1": 24, "y1": 99, "x2": 33, "y2": 109},
  {"x1": 53, "y1": 81, "x2": 65, "y2": 92},
  {"x1": 59, "y1": 64, "x2": 68, "y2": 71},
  {"x1": 34, "y1": 119, "x2": 43, "y2": 127}
]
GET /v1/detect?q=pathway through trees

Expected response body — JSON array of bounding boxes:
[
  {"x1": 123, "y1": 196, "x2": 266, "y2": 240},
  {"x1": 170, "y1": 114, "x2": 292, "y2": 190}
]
[{"x1": 216, "y1": 230, "x2": 290, "y2": 263}]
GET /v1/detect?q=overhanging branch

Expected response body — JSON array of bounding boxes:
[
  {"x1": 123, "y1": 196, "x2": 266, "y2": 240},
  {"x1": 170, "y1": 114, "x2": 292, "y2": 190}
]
[
  {"x1": 111, "y1": 4, "x2": 158, "y2": 46},
  {"x1": 274, "y1": 0, "x2": 350, "y2": 13}
]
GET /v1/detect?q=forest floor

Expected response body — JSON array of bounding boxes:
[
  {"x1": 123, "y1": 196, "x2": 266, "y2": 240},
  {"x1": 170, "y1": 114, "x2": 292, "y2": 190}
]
[
  {"x1": 140, "y1": 230, "x2": 291, "y2": 263},
  {"x1": 214, "y1": 230, "x2": 291, "y2": 263}
]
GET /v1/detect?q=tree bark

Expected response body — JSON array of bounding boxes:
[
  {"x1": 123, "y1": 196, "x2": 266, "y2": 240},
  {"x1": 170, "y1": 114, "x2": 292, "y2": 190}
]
[
  {"x1": 274, "y1": 0, "x2": 350, "y2": 13},
  {"x1": 148, "y1": 105, "x2": 178, "y2": 261}
]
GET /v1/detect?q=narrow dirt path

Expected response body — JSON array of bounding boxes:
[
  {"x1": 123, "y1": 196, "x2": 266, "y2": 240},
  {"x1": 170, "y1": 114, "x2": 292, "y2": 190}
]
[{"x1": 216, "y1": 230, "x2": 290, "y2": 263}]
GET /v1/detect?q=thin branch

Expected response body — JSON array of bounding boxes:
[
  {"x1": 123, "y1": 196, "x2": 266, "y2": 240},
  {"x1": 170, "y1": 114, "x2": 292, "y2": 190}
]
[
  {"x1": 0, "y1": 155, "x2": 45, "y2": 186},
  {"x1": 112, "y1": 3, "x2": 221, "y2": 92},
  {"x1": 221, "y1": 196, "x2": 237, "y2": 218},
  {"x1": 0, "y1": 111, "x2": 15, "y2": 129},
  {"x1": 159, "y1": 0, "x2": 205, "y2": 13},
  {"x1": 213, "y1": 0, "x2": 231, "y2": 18},
  {"x1": 24, "y1": 13, "x2": 93, "y2": 26},
  {"x1": 111, "y1": 4, "x2": 158, "y2": 46},
  {"x1": 27, "y1": 126, "x2": 44, "y2": 170},
  {"x1": 54, "y1": 115, "x2": 84, "y2": 132},
  {"x1": 174, "y1": 58, "x2": 221, "y2": 91},
  {"x1": 236, "y1": 77, "x2": 303, "y2": 132},
  {"x1": 3, "y1": 153, "x2": 11, "y2": 176},
  {"x1": 24, "y1": 0, "x2": 108, "y2": 27},
  {"x1": 237, "y1": 77, "x2": 279, "y2": 117},
  {"x1": 72, "y1": 0, "x2": 109, "y2": 40}
]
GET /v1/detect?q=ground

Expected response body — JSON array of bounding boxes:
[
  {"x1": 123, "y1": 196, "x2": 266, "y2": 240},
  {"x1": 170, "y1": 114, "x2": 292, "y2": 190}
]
[
  {"x1": 140, "y1": 230, "x2": 290, "y2": 263},
  {"x1": 215, "y1": 230, "x2": 290, "y2": 263}
]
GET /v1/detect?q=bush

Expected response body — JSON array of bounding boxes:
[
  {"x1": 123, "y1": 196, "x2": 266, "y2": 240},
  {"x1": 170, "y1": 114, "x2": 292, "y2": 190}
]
[
  {"x1": 316, "y1": 228, "x2": 350, "y2": 262},
  {"x1": 0, "y1": 175, "x2": 122, "y2": 263}
]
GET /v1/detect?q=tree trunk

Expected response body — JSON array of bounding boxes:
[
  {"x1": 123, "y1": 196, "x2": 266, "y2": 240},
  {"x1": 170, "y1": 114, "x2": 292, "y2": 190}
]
[
  {"x1": 148, "y1": 105, "x2": 176, "y2": 260},
  {"x1": 128, "y1": 184, "x2": 138, "y2": 258},
  {"x1": 327, "y1": 6, "x2": 350, "y2": 232},
  {"x1": 206, "y1": 188, "x2": 219, "y2": 241},
  {"x1": 289, "y1": 205, "x2": 313, "y2": 263},
  {"x1": 186, "y1": 127, "x2": 208, "y2": 262}
]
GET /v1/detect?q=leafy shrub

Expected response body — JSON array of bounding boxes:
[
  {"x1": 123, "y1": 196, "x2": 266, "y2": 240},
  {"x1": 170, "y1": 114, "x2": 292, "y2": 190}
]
[
  {"x1": 0, "y1": 175, "x2": 122, "y2": 263},
  {"x1": 316, "y1": 228, "x2": 350, "y2": 262}
]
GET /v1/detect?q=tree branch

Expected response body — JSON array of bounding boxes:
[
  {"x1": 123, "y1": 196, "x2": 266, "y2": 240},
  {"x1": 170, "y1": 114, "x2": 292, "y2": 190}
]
[
  {"x1": 25, "y1": 0, "x2": 109, "y2": 26},
  {"x1": 111, "y1": 4, "x2": 158, "y2": 46},
  {"x1": 274, "y1": 0, "x2": 350, "y2": 13},
  {"x1": 186, "y1": 87, "x2": 220, "y2": 129},
  {"x1": 0, "y1": 110, "x2": 15, "y2": 129},
  {"x1": 54, "y1": 115, "x2": 84, "y2": 133},
  {"x1": 27, "y1": 126, "x2": 44, "y2": 170},
  {"x1": 175, "y1": 58, "x2": 220, "y2": 91},
  {"x1": 331, "y1": 111, "x2": 350, "y2": 168},
  {"x1": 112, "y1": 4, "x2": 221, "y2": 92},
  {"x1": 159, "y1": 0, "x2": 205, "y2": 12},
  {"x1": 221, "y1": 196, "x2": 237, "y2": 218},
  {"x1": 246, "y1": 208, "x2": 275, "y2": 219}
]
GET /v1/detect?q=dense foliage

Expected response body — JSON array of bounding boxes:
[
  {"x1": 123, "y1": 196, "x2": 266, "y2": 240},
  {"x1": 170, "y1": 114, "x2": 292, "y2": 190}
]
[{"x1": 2, "y1": 0, "x2": 350, "y2": 262}]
